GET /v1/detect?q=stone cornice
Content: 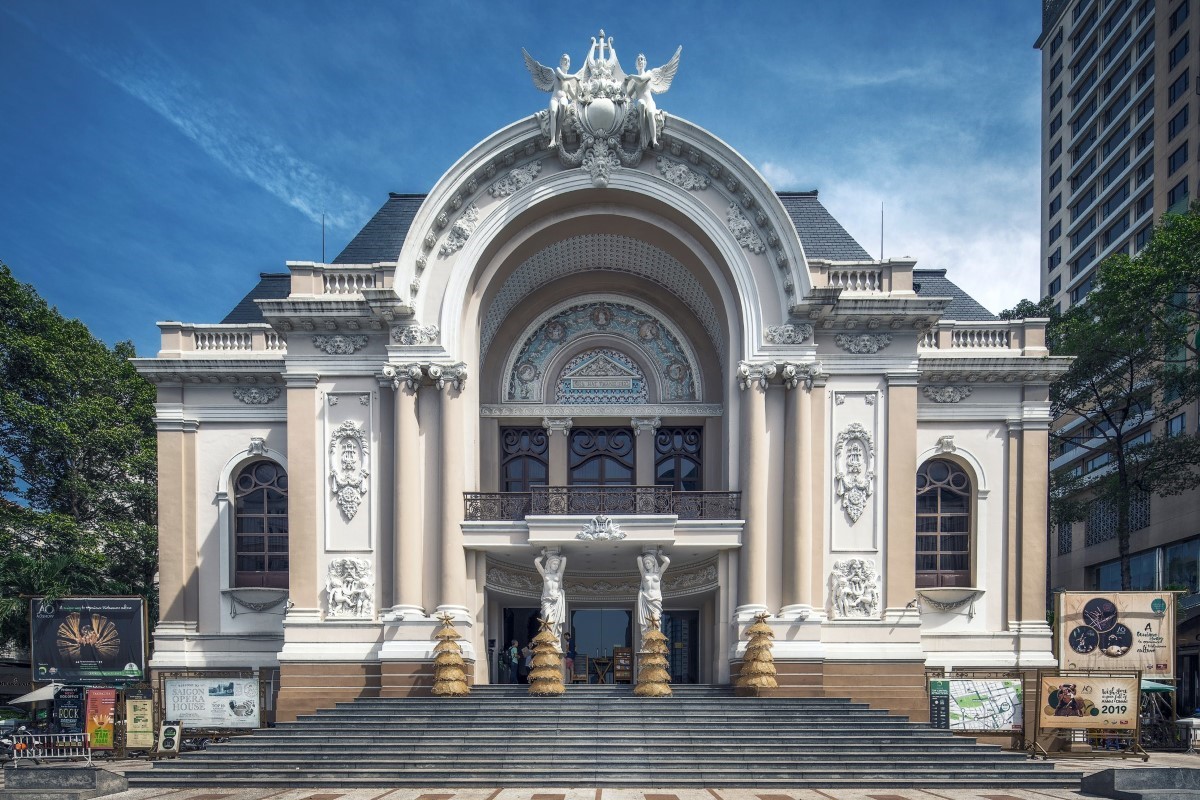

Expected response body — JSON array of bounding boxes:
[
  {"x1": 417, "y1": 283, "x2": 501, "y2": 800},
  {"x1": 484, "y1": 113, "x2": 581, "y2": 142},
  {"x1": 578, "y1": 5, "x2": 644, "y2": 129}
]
[
  {"x1": 132, "y1": 358, "x2": 285, "y2": 386},
  {"x1": 480, "y1": 403, "x2": 723, "y2": 418}
]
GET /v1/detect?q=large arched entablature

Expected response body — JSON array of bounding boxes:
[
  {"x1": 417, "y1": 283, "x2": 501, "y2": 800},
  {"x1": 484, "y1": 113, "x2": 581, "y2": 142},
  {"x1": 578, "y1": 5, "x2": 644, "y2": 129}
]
[{"x1": 393, "y1": 114, "x2": 812, "y2": 365}]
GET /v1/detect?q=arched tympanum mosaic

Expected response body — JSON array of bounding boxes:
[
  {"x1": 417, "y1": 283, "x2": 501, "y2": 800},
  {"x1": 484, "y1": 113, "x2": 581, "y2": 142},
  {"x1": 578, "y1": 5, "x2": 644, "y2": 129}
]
[{"x1": 504, "y1": 297, "x2": 700, "y2": 403}]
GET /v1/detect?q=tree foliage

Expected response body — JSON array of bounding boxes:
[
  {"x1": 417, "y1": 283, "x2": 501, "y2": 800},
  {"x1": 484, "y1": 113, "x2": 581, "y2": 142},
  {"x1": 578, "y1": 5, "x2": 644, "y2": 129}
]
[
  {"x1": 1045, "y1": 206, "x2": 1200, "y2": 590},
  {"x1": 0, "y1": 263, "x2": 157, "y2": 649}
]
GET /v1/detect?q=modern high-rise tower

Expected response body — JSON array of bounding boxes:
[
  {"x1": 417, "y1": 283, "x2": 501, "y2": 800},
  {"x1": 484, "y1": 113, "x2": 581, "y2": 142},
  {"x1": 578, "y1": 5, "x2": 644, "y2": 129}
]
[{"x1": 1037, "y1": 0, "x2": 1200, "y2": 707}]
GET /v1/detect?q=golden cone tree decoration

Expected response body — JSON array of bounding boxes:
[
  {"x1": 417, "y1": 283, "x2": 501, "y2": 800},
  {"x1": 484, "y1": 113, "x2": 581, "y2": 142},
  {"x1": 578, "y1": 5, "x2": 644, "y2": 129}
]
[
  {"x1": 528, "y1": 617, "x2": 565, "y2": 696},
  {"x1": 736, "y1": 612, "x2": 778, "y2": 689},
  {"x1": 431, "y1": 612, "x2": 470, "y2": 696},
  {"x1": 634, "y1": 614, "x2": 672, "y2": 697}
]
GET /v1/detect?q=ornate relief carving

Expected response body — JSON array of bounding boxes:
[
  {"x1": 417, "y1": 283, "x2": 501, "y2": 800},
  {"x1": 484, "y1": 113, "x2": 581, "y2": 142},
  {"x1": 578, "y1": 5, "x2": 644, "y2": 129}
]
[
  {"x1": 524, "y1": 33, "x2": 680, "y2": 186},
  {"x1": 312, "y1": 334, "x2": 368, "y2": 355},
  {"x1": 427, "y1": 362, "x2": 468, "y2": 391},
  {"x1": 935, "y1": 434, "x2": 957, "y2": 454},
  {"x1": 359, "y1": 394, "x2": 370, "y2": 406},
  {"x1": 554, "y1": 348, "x2": 649, "y2": 405},
  {"x1": 232, "y1": 387, "x2": 280, "y2": 405},
  {"x1": 381, "y1": 362, "x2": 467, "y2": 392},
  {"x1": 382, "y1": 363, "x2": 424, "y2": 391},
  {"x1": 439, "y1": 203, "x2": 480, "y2": 256},
  {"x1": 779, "y1": 362, "x2": 822, "y2": 390},
  {"x1": 764, "y1": 323, "x2": 813, "y2": 345},
  {"x1": 829, "y1": 558, "x2": 880, "y2": 619},
  {"x1": 922, "y1": 385, "x2": 973, "y2": 403},
  {"x1": 834, "y1": 423, "x2": 875, "y2": 524},
  {"x1": 484, "y1": 403, "x2": 722, "y2": 417},
  {"x1": 489, "y1": 160, "x2": 542, "y2": 197},
  {"x1": 480, "y1": 235, "x2": 723, "y2": 364},
  {"x1": 485, "y1": 557, "x2": 718, "y2": 599},
  {"x1": 577, "y1": 513, "x2": 626, "y2": 541},
  {"x1": 631, "y1": 416, "x2": 661, "y2": 435},
  {"x1": 834, "y1": 333, "x2": 892, "y2": 354},
  {"x1": 727, "y1": 203, "x2": 765, "y2": 254},
  {"x1": 247, "y1": 437, "x2": 268, "y2": 456},
  {"x1": 328, "y1": 420, "x2": 369, "y2": 521},
  {"x1": 506, "y1": 299, "x2": 697, "y2": 402},
  {"x1": 325, "y1": 557, "x2": 374, "y2": 618},
  {"x1": 655, "y1": 156, "x2": 709, "y2": 190},
  {"x1": 390, "y1": 324, "x2": 440, "y2": 346},
  {"x1": 541, "y1": 416, "x2": 574, "y2": 435}
]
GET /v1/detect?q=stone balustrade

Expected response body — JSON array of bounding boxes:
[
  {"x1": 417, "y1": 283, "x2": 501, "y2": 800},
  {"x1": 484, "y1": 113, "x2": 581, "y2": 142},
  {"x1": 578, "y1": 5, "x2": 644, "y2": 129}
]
[
  {"x1": 809, "y1": 258, "x2": 915, "y2": 293},
  {"x1": 918, "y1": 319, "x2": 1050, "y2": 354},
  {"x1": 286, "y1": 261, "x2": 394, "y2": 296},
  {"x1": 156, "y1": 323, "x2": 287, "y2": 356}
]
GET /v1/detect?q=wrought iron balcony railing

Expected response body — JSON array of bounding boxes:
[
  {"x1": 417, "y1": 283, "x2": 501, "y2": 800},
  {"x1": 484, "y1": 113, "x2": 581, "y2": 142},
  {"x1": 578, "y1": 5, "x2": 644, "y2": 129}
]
[{"x1": 463, "y1": 487, "x2": 741, "y2": 521}]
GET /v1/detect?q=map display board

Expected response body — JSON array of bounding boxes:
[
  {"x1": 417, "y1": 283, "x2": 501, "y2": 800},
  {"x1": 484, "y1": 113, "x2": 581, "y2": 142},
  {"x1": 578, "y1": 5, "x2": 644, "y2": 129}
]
[
  {"x1": 1057, "y1": 591, "x2": 1174, "y2": 678},
  {"x1": 30, "y1": 597, "x2": 146, "y2": 683},
  {"x1": 928, "y1": 678, "x2": 1023, "y2": 732},
  {"x1": 1038, "y1": 673, "x2": 1139, "y2": 730},
  {"x1": 163, "y1": 678, "x2": 260, "y2": 729}
]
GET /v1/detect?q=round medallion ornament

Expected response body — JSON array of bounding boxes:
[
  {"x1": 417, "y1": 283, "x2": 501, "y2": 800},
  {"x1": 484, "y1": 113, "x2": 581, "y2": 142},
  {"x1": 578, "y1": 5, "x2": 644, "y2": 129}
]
[
  {"x1": 516, "y1": 363, "x2": 539, "y2": 383},
  {"x1": 638, "y1": 321, "x2": 659, "y2": 340},
  {"x1": 546, "y1": 321, "x2": 567, "y2": 341},
  {"x1": 583, "y1": 98, "x2": 620, "y2": 136},
  {"x1": 591, "y1": 305, "x2": 613, "y2": 328},
  {"x1": 666, "y1": 362, "x2": 686, "y2": 382}
]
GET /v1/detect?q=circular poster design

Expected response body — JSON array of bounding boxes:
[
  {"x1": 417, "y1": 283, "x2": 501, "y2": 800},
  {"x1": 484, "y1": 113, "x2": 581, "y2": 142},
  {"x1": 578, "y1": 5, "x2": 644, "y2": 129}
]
[
  {"x1": 1082, "y1": 597, "x2": 1120, "y2": 633},
  {"x1": 1068, "y1": 625, "x2": 1099, "y2": 654},
  {"x1": 1100, "y1": 623, "x2": 1133, "y2": 657}
]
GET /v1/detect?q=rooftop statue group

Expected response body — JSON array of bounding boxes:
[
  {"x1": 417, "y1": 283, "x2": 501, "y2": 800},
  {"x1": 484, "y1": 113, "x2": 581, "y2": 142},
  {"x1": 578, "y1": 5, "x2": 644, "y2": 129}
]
[{"x1": 523, "y1": 31, "x2": 682, "y2": 157}]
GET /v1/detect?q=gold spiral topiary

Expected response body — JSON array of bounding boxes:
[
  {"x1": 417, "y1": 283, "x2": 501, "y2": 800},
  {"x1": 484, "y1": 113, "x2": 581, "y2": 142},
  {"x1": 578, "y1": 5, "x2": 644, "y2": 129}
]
[
  {"x1": 736, "y1": 612, "x2": 778, "y2": 689},
  {"x1": 528, "y1": 618, "x2": 565, "y2": 696},
  {"x1": 431, "y1": 612, "x2": 470, "y2": 696},
  {"x1": 634, "y1": 614, "x2": 672, "y2": 697}
]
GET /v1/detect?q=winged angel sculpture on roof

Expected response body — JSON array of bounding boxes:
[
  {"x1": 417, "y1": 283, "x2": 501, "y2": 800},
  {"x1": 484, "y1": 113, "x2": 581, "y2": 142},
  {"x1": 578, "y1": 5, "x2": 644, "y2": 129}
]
[{"x1": 523, "y1": 31, "x2": 682, "y2": 187}]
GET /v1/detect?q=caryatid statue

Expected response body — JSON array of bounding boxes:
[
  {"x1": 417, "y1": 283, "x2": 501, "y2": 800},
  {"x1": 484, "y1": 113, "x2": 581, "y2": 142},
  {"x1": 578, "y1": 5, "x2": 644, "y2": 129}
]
[
  {"x1": 636, "y1": 546, "x2": 670, "y2": 646},
  {"x1": 534, "y1": 547, "x2": 567, "y2": 648}
]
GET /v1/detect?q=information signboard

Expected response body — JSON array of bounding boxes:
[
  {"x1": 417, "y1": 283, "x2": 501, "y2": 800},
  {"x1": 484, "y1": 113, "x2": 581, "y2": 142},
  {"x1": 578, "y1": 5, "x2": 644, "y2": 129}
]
[
  {"x1": 30, "y1": 597, "x2": 146, "y2": 683},
  {"x1": 613, "y1": 647, "x2": 633, "y2": 683},
  {"x1": 928, "y1": 677, "x2": 1024, "y2": 732},
  {"x1": 125, "y1": 685, "x2": 155, "y2": 749},
  {"x1": 54, "y1": 686, "x2": 84, "y2": 734},
  {"x1": 163, "y1": 678, "x2": 260, "y2": 729},
  {"x1": 1037, "y1": 672, "x2": 1139, "y2": 731},
  {"x1": 84, "y1": 688, "x2": 117, "y2": 749},
  {"x1": 1057, "y1": 591, "x2": 1175, "y2": 678}
]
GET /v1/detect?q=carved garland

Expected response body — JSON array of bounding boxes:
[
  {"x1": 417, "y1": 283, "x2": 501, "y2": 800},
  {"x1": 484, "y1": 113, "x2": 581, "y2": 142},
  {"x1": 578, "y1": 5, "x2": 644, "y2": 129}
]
[
  {"x1": 834, "y1": 333, "x2": 892, "y2": 354},
  {"x1": 312, "y1": 334, "x2": 368, "y2": 355},
  {"x1": 328, "y1": 420, "x2": 369, "y2": 521},
  {"x1": 232, "y1": 387, "x2": 280, "y2": 405},
  {"x1": 922, "y1": 385, "x2": 973, "y2": 403},
  {"x1": 764, "y1": 323, "x2": 814, "y2": 345}
]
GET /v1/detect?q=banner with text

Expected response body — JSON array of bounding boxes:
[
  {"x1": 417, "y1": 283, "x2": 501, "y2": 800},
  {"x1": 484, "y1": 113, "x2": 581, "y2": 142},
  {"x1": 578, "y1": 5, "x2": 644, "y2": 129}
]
[
  {"x1": 163, "y1": 678, "x2": 259, "y2": 729},
  {"x1": 84, "y1": 688, "x2": 117, "y2": 749},
  {"x1": 1057, "y1": 591, "x2": 1175, "y2": 678},
  {"x1": 30, "y1": 597, "x2": 146, "y2": 683},
  {"x1": 54, "y1": 686, "x2": 84, "y2": 735},
  {"x1": 1038, "y1": 674, "x2": 1139, "y2": 730}
]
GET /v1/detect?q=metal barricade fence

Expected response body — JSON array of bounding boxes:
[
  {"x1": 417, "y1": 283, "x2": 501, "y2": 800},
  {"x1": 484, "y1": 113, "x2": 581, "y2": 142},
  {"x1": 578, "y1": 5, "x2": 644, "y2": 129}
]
[{"x1": 12, "y1": 733, "x2": 92, "y2": 764}]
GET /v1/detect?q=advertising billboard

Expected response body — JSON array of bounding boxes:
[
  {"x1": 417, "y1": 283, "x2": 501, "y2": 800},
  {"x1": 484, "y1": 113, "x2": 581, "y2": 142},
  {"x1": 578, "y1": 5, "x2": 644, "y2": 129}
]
[
  {"x1": 1037, "y1": 673, "x2": 1139, "y2": 730},
  {"x1": 30, "y1": 597, "x2": 146, "y2": 683},
  {"x1": 54, "y1": 686, "x2": 84, "y2": 735},
  {"x1": 163, "y1": 678, "x2": 260, "y2": 729},
  {"x1": 84, "y1": 688, "x2": 117, "y2": 749},
  {"x1": 1057, "y1": 591, "x2": 1175, "y2": 678}
]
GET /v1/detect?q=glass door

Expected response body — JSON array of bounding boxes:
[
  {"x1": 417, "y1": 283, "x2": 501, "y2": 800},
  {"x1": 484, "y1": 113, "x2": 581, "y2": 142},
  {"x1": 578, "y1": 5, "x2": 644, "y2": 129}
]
[
  {"x1": 569, "y1": 608, "x2": 633, "y2": 683},
  {"x1": 660, "y1": 610, "x2": 700, "y2": 684}
]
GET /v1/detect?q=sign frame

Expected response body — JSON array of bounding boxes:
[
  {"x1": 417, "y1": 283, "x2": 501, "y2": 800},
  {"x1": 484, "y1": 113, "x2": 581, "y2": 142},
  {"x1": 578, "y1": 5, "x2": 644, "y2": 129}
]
[
  {"x1": 1056, "y1": 590, "x2": 1177, "y2": 679},
  {"x1": 925, "y1": 668, "x2": 1026, "y2": 737},
  {"x1": 29, "y1": 596, "x2": 148, "y2": 684},
  {"x1": 157, "y1": 670, "x2": 264, "y2": 733},
  {"x1": 1031, "y1": 669, "x2": 1148, "y2": 761}
]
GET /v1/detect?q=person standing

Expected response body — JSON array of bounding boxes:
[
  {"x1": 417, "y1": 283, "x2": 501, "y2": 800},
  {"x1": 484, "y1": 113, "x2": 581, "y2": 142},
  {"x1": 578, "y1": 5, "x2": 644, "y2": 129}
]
[
  {"x1": 521, "y1": 642, "x2": 534, "y2": 684},
  {"x1": 563, "y1": 632, "x2": 577, "y2": 682},
  {"x1": 507, "y1": 640, "x2": 520, "y2": 684}
]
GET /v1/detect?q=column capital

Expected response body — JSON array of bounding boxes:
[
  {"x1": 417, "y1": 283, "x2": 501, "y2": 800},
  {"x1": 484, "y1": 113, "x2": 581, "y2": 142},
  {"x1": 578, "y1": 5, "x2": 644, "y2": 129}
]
[
  {"x1": 284, "y1": 372, "x2": 320, "y2": 389},
  {"x1": 779, "y1": 361, "x2": 822, "y2": 390},
  {"x1": 382, "y1": 361, "x2": 468, "y2": 391},
  {"x1": 738, "y1": 360, "x2": 822, "y2": 390},
  {"x1": 542, "y1": 416, "x2": 574, "y2": 435},
  {"x1": 737, "y1": 360, "x2": 776, "y2": 390},
  {"x1": 631, "y1": 416, "x2": 662, "y2": 435}
]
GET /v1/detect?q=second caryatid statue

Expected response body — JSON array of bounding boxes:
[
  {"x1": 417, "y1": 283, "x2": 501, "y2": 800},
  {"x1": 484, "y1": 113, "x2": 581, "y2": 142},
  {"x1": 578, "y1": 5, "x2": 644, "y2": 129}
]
[
  {"x1": 636, "y1": 547, "x2": 670, "y2": 648},
  {"x1": 535, "y1": 547, "x2": 567, "y2": 650}
]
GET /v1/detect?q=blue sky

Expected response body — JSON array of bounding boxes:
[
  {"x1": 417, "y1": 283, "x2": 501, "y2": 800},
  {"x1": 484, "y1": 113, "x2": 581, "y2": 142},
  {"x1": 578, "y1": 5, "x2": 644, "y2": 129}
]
[{"x1": 1, "y1": 2, "x2": 1042, "y2": 356}]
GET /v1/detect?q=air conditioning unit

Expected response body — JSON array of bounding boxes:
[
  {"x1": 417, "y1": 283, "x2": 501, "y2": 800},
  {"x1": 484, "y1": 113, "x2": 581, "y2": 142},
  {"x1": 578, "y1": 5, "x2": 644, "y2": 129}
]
[{"x1": 158, "y1": 722, "x2": 182, "y2": 755}]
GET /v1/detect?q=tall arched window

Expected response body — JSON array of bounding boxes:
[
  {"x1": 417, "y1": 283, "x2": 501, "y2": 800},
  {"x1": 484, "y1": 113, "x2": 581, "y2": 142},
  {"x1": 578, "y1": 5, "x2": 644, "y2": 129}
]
[
  {"x1": 654, "y1": 427, "x2": 703, "y2": 491},
  {"x1": 916, "y1": 459, "x2": 971, "y2": 588},
  {"x1": 234, "y1": 460, "x2": 289, "y2": 588},
  {"x1": 500, "y1": 427, "x2": 548, "y2": 492}
]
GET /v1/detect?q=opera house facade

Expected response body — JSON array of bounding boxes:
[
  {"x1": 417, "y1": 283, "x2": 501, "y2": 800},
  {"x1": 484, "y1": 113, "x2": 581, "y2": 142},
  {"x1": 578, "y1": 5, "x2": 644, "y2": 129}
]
[{"x1": 134, "y1": 35, "x2": 1069, "y2": 721}]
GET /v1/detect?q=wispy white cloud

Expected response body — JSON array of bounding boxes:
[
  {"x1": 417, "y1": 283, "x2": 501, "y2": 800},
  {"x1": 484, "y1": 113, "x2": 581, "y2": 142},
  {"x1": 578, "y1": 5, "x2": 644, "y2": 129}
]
[{"x1": 8, "y1": 9, "x2": 370, "y2": 233}]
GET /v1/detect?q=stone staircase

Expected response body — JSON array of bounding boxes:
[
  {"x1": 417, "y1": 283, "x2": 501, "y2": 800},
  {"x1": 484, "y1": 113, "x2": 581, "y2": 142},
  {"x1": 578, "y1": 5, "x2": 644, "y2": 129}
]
[{"x1": 129, "y1": 685, "x2": 1077, "y2": 789}]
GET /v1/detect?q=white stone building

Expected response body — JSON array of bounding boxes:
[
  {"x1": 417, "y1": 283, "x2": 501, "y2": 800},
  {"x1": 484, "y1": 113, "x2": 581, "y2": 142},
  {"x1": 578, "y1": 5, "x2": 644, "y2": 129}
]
[{"x1": 134, "y1": 34, "x2": 1069, "y2": 721}]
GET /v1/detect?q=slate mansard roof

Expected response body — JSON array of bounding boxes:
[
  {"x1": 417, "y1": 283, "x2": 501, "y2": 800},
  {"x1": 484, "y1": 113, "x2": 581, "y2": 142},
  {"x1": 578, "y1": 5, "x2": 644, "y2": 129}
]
[{"x1": 222, "y1": 190, "x2": 995, "y2": 323}]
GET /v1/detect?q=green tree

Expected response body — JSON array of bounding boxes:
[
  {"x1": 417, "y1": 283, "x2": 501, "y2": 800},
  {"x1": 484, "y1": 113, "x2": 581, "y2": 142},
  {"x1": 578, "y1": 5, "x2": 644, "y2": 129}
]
[
  {"x1": 1044, "y1": 208, "x2": 1200, "y2": 590},
  {"x1": 0, "y1": 263, "x2": 157, "y2": 648},
  {"x1": 999, "y1": 295, "x2": 1058, "y2": 321}
]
